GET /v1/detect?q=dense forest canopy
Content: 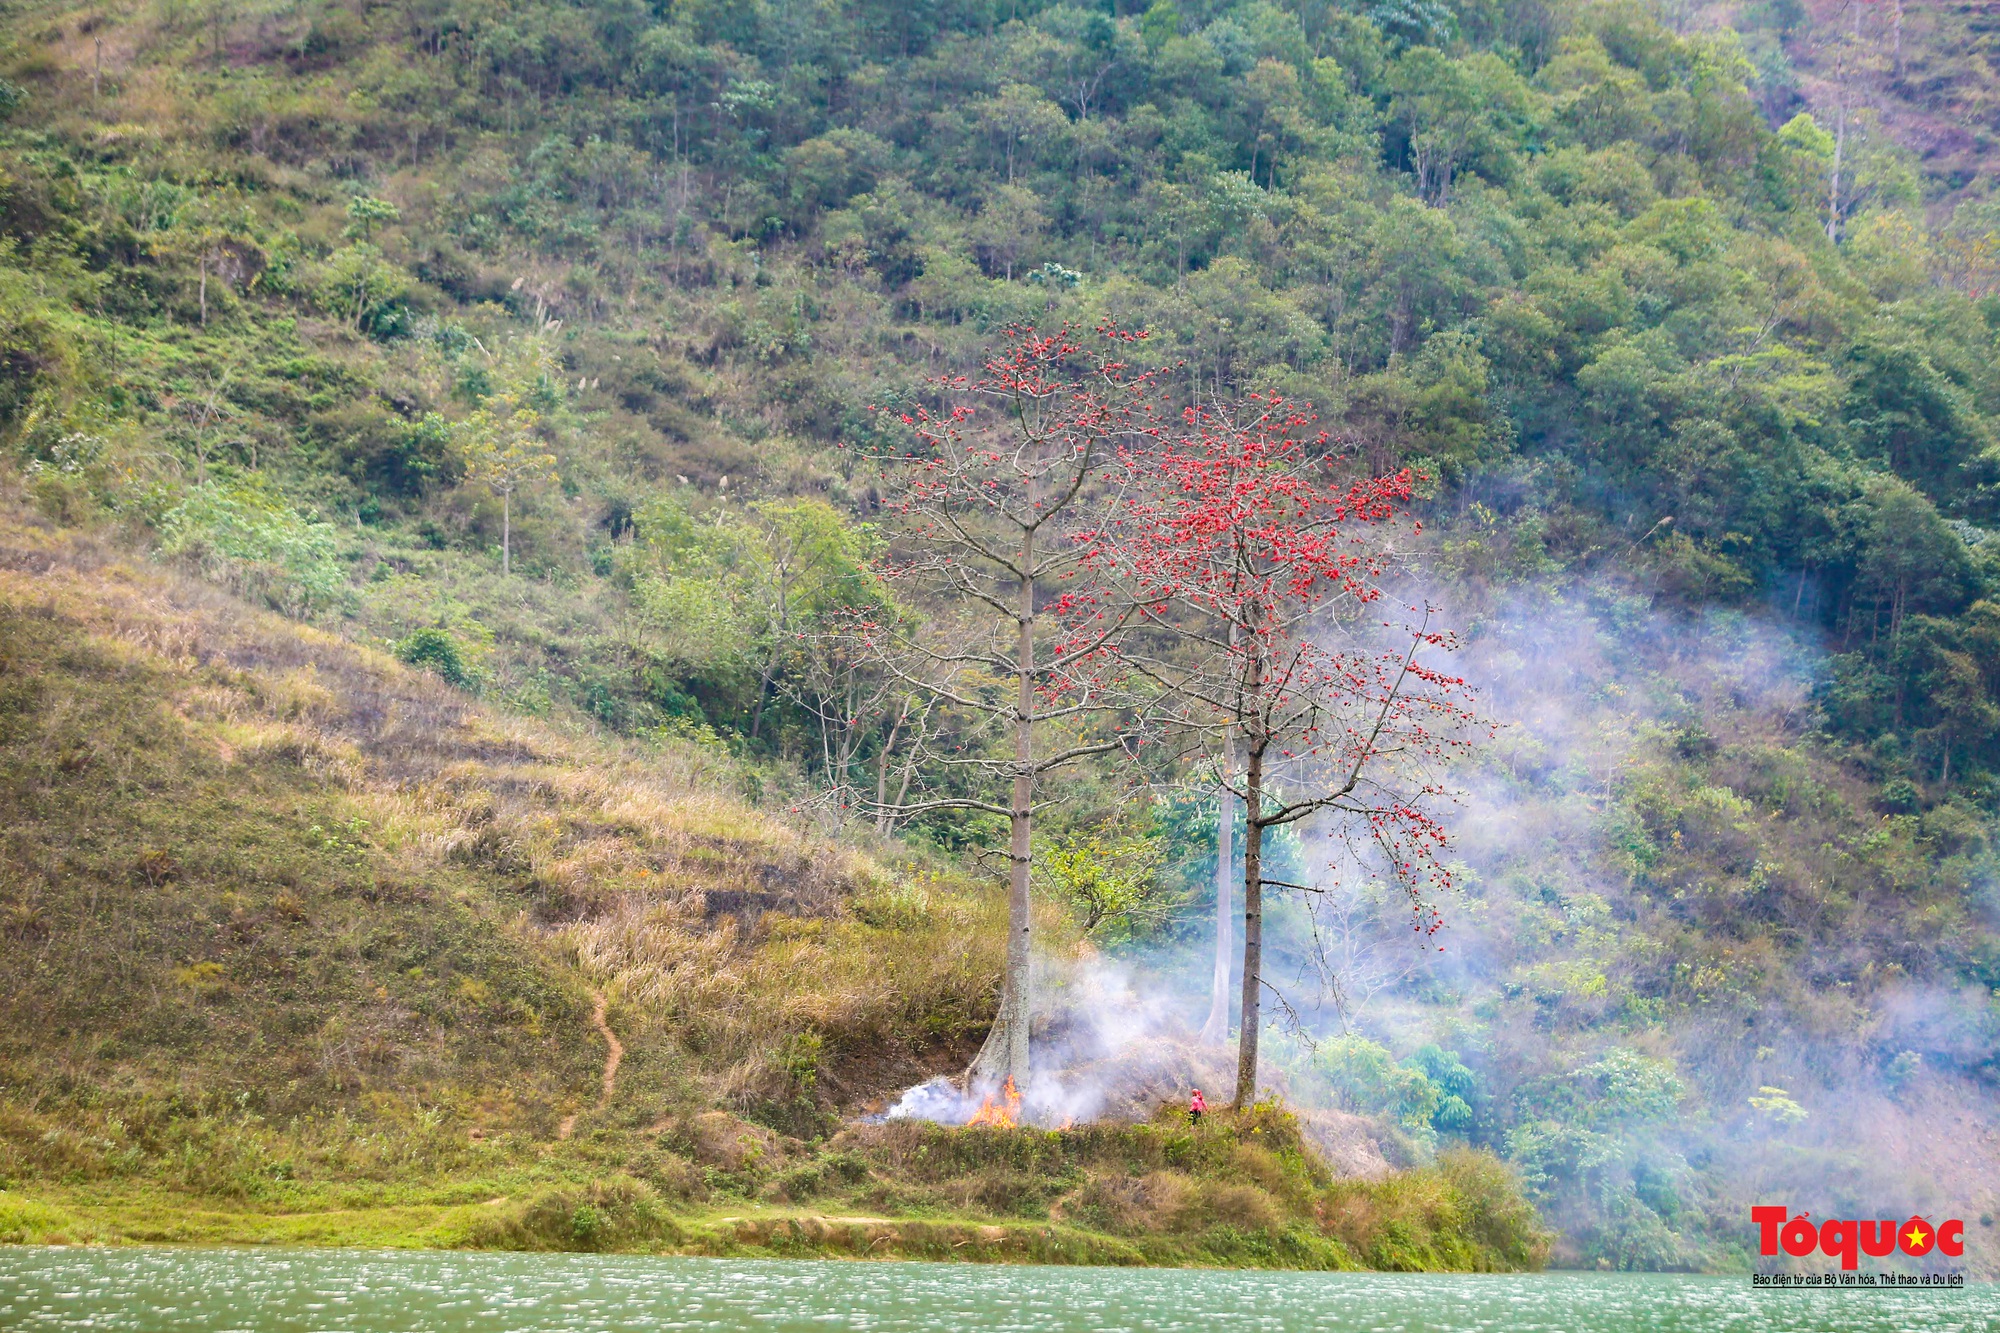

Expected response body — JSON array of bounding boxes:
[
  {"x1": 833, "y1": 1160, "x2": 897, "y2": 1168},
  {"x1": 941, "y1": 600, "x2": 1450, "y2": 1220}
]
[
  {"x1": 5, "y1": 0, "x2": 2000, "y2": 1270},
  {"x1": 4, "y1": 0, "x2": 1997, "y2": 779}
]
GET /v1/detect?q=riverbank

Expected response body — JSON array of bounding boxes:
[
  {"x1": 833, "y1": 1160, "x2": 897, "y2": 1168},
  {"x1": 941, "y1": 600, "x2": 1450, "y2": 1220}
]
[
  {"x1": 0, "y1": 1187, "x2": 1142, "y2": 1264},
  {"x1": 0, "y1": 1188, "x2": 1313, "y2": 1267},
  {"x1": 0, "y1": 1114, "x2": 1547, "y2": 1271}
]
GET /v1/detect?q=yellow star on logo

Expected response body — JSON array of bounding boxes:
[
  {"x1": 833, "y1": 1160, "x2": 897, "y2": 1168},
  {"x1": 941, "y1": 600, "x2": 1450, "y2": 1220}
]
[{"x1": 1906, "y1": 1225, "x2": 1928, "y2": 1248}]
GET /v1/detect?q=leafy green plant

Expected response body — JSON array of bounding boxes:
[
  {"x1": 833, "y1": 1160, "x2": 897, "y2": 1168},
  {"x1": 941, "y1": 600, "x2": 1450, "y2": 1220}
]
[
  {"x1": 396, "y1": 628, "x2": 471, "y2": 689},
  {"x1": 157, "y1": 482, "x2": 346, "y2": 617},
  {"x1": 1036, "y1": 823, "x2": 1175, "y2": 938}
]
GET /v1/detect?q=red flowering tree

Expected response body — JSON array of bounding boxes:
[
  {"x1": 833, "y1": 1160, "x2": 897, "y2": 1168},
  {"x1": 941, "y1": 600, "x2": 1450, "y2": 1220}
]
[
  {"x1": 855, "y1": 324, "x2": 1161, "y2": 1095},
  {"x1": 1108, "y1": 395, "x2": 1479, "y2": 1108}
]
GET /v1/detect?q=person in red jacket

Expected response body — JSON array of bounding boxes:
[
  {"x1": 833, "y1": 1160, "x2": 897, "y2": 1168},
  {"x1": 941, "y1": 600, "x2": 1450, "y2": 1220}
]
[{"x1": 1190, "y1": 1088, "x2": 1206, "y2": 1127}]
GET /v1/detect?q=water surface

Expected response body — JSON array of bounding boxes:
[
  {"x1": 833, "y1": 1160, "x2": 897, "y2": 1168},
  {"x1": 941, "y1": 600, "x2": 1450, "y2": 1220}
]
[{"x1": 0, "y1": 1246, "x2": 1992, "y2": 1332}]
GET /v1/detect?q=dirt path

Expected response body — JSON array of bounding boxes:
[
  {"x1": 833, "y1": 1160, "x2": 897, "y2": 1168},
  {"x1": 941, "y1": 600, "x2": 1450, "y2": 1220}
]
[{"x1": 556, "y1": 990, "x2": 623, "y2": 1141}]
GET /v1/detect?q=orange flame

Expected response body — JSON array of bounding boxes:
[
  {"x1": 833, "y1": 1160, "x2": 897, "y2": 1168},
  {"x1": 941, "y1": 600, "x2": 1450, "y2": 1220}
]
[{"x1": 965, "y1": 1074, "x2": 1021, "y2": 1128}]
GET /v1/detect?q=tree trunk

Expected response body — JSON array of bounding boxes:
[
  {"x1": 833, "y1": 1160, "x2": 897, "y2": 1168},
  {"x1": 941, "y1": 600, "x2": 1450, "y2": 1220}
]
[
  {"x1": 1199, "y1": 728, "x2": 1236, "y2": 1045},
  {"x1": 1233, "y1": 742, "x2": 1264, "y2": 1110},
  {"x1": 874, "y1": 708, "x2": 902, "y2": 835},
  {"x1": 749, "y1": 653, "x2": 778, "y2": 740},
  {"x1": 968, "y1": 519, "x2": 1036, "y2": 1094},
  {"x1": 501, "y1": 490, "x2": 511, "y2": 576},
  {"x1": 1828, "y1": 57, "x2": 1847, "y2": 243}
]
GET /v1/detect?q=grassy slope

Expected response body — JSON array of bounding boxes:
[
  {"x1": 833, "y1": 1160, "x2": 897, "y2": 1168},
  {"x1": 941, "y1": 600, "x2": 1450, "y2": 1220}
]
[
  {"x1": 0, "y1": 1123, "x2": 1546, "y2": 1271},
  {"x1": 0, "y1": 496, "x2": 1547, "y2": 1269}
]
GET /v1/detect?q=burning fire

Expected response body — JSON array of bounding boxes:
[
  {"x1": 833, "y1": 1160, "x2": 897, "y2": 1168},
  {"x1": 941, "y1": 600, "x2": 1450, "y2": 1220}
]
[{"x1": 965, "y1": 1075, "x2": 1021, "y2": 1128}]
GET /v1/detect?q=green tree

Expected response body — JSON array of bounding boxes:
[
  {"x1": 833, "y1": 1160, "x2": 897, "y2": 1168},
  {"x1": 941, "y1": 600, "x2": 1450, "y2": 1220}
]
[
  {"x1": 631, "y1": 494, "x2": 890, "y2": 742},
  {"x1": 1842, "y1": 338, "x2": 1996, "y2": 515},
  {"x1": 456, "y1": 341, "x2": 563, "y2": 577},
  {"x1": 1036, "y1": 818, "x2": 1173, "y2": 938},
  {"x1": 317, "y1": 244, "x2": 411, "y2": 336},
  {"x1": 343, "y1": 194, "x2": 401, "y2": 242},
  {"x1": 1387, "y1": 47, "x2": 1485, "y2": 206}
]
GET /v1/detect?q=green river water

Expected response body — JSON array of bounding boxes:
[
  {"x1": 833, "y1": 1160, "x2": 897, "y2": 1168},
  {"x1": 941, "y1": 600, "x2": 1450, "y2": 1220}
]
[{"x1": 0, "y1": 1247, "x2": 1992, "y2": 1332}]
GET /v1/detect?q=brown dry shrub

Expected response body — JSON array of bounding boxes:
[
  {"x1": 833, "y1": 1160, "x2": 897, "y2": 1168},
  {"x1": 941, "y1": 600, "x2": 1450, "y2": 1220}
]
[
  {"x1": 671, "y1": 1110, "x2": 782, "y2": 1171},
  {"x1": 1225, "y1": 1140, "x2": 1294, "y2": 1196},
  {"x1": 934, "y1": 1164, "x2": 1056, "y2": 1217},
  {"x1": 1064, "y1": 1169, "x2": 1193, "y2": 1234},
  {"x1": 1192, "y1": 1180, "x2": 1286, "y2": 1234}
]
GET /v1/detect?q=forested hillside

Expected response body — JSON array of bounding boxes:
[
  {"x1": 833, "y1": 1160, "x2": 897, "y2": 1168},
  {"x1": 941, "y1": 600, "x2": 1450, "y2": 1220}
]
[{"x1": 2, "y1": 0, "x2": 2000, "y2": 1272}]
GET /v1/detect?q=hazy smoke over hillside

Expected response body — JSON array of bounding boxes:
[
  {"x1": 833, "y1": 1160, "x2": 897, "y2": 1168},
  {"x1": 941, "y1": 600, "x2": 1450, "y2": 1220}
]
[
  {"x1": 881, "y1": 582, "x2": 2000, "y2": 1268},
  {"x1": 1386, "y1": 583, "x2": 1998, "y2": 1268}
]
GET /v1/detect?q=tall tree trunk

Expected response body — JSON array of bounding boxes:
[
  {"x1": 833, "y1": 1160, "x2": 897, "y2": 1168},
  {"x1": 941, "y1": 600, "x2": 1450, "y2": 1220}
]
[
  {"x1": 1828, "y1": 52, "x2": 1847, "y2": 244},
  {"x1": 968, "y1": 519, "x2": 1036, "y2": 1093},
  {"x1": 1233, "y1": 741, "x2": 1264, "y2": 1109},
  {"x1": 874, "y1": 707, "x2": 903, "y2": 835},
  {"x1": 1199, "y1": 727, "x2": 1236, "y2": 1045},
  {"x1": 749, "y1": 650, "x2": 778, "y2": 740},
  {"x1": 501, "y1": 491, "x2": 511, "y2": 576}
]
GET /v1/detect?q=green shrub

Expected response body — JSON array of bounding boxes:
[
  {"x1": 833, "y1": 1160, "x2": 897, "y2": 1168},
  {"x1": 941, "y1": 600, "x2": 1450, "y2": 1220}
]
[
  {"x1": 470, "y1": 1177, "x2": 679, "y2": 1252},
  {"x1": 396, "y1": 628, "x2": 471, "y2": 688},
  {"x1": 1437, "y1": 1148, "x2": 1553, "y2": 1270},
  {"x1": 157, "y1": 482, "x2": 347, "y2": 617},
  {"x1": 1321, "y1": 1148, "x2": 1550, "y2": 1272}
]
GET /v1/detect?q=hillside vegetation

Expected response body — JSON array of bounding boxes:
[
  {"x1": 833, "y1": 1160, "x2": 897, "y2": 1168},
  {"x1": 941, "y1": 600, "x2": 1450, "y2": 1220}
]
[
  {"x1": 0, "y1": 498, "x2": 1547, "y2": 1269},
  {"x1": 0, "y1": 0, "x2": 1998, "y2": 1273}
]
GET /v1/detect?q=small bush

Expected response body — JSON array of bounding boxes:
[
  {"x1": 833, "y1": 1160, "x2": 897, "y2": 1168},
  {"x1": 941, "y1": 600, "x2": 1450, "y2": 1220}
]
[
  {"x1": 395, "y1": 628, "x2": 471, "y2": 688},
  {"x1": 470, "y1": 1177, "x2": 678, "y2": 1252},
  {"x1": 767, "y1": 1150, "x2": 870, "y2": 1202},
  {"x1": 623, "y1": 1146, "x2": 708, "y2": 1201},
  {"x1": 1321, "y1": 1148, "x2": 1550, "y2": 1272}
]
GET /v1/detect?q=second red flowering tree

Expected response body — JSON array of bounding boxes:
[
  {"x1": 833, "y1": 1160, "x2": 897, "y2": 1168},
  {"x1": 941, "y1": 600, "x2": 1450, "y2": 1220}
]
[{"x1": 1109, "y1": 396, "x2": 1480, "y2": 1108}]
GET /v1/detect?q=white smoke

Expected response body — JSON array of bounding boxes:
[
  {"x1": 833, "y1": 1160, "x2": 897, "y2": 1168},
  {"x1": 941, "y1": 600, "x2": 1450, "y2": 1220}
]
[{"x1": 878, "y1": 953, "x2": 1232, "y2": 1128}]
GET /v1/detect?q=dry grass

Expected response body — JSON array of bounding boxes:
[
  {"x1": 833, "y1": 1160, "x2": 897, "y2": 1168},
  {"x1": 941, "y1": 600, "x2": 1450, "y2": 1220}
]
[{"x1": 0, "y1": 498, "x2": 999, "y2": 1142}]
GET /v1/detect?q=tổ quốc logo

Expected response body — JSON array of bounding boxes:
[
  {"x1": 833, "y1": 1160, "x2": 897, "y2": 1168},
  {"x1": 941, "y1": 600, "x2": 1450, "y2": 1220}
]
[{"x1": 1753, "y1": 1206, "x2": 1965, "y2": 1270}]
